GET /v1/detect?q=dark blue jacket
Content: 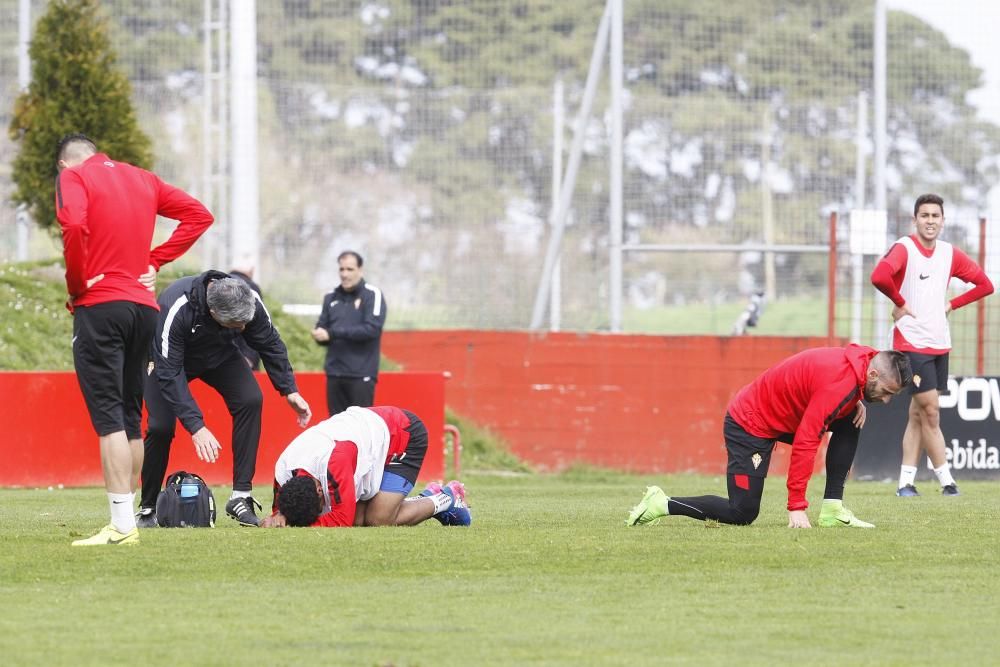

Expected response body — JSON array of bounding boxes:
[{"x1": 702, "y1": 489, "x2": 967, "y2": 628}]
[{"x1": 314, "y1": 278, "x2": 386, "y2": 379}]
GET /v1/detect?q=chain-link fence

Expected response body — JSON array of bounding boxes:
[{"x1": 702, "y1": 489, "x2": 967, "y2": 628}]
[{"x1": 2, "y1": 1, "x2": 999, "y2": 347}]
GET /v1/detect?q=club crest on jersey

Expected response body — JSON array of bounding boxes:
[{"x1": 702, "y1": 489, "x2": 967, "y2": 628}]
[
  {"x1": 751, "y1": 452, "x2": 763, "y2": 470},
  {"x1": 354, "y1": 297, "x2": 362, "y2": 309}
]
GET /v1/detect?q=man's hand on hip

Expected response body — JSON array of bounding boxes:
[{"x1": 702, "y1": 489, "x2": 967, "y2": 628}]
[
  {"x1": 138, "y1": 264, "x2": 157, "y2": 292},
  {"x1": 891, "y1": 304, "x2": 915, "y2": 321}
]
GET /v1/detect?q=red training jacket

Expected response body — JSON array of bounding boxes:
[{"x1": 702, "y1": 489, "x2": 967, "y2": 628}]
[
  {"x1": 727, "y1": 345, "x2": 875, "y2": 512},
  {"x1": 55, "y1": 153, "x2": 214, "y2": 309}
]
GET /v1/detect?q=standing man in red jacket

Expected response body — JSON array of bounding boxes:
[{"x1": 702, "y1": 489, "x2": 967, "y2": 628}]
[
  {"x1": 627, "y1": 345, "x2": 912, "y2": 529},
  {"x1": 56, "y1": 134, "x2": 214, "y2": 546},
  {"x1": 871, "y1": 193, "x2": 993, "y2": 497}
]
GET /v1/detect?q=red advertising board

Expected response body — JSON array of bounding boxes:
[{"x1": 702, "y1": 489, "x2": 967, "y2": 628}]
[{"x1": 0, "y1": 371, "x2": 445, "y2": 487}]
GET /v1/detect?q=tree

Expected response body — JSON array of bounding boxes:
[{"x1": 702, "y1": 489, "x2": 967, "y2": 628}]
[{"x1": 8, "y1": 0, "x2": 152, "y2": 233}]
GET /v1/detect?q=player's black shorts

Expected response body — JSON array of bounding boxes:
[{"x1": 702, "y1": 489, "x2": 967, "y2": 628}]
[
  {"x1": 72, "y1": 301, "x2": 158, "y2": 439},
  {"x1": 384, "y1": 409, "x2": 428, "y2": 486},
  {"x1": 904, "y1": 351, "x2": 949, "y2": 395},
  {"x1": 724, "y1": 413, "x2": 777, "y2": 478}
]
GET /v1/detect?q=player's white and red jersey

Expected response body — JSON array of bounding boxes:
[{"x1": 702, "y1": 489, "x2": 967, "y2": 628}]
[
  {"x1": 871, "y1": 235, "x2": 993, "y2": 354},
  {"x1": 893, "y1": 236, "x2": 953, "y2": 352},
  {"x1": 272, "y1": 406, "x2": 412, "y2": 526},
  {"x1": 275, "y1": 406, "x2": 389, "y2": 508}
]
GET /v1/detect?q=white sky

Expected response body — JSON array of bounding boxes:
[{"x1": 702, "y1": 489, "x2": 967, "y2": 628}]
[{"x1": 888, "y1": 0, "x2": 1000, "y2": 124}]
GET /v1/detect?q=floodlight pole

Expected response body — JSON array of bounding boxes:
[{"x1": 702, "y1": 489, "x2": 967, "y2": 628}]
[
  {"x1": 15, "y1": 0, "x2": 31, "y2": 261},
  {"x1": 761, "y1": 107, "x2": 776, "y2": 302},
  {"x1": 202, "y1": 0, "x2": 216, "y2": 270},
  {"x1": 873, "y1": 0, "x2": 889, "y2": 346},
  {"x1": 549, "y1": 78, "x2": 564, "y2": 332},
  {"x1": 851, "y1": 92, "x2": 868, "y2": 343},
  {"x1": 202, "y1": 0, "x2": 229, "y2": 271},
  {"x1": 530, "y1": 1, "x2": 611, "y2": 330},
  {"x1": 608, "y1": 0, "x2": 624, "y2": 332},
  {"x1": 230, "y1": 0, "x2": 260, "y2": 278}
]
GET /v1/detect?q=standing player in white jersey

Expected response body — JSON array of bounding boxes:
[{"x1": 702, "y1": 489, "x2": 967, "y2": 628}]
[
  {"x1": 261, "y1": 405, "x2": 471, "y2": 528},
  {"x1": 871, "y1": 193, "x2": 993, "y2": 497}
]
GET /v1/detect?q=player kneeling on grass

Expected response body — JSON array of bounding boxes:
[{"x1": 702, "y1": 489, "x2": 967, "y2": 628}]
[
  {"x1": 261, "y1": 405, "x2": 470, "y2": 528},
  {"x1": 627, "y1": 345, "x2": 912, "y2": 529}
]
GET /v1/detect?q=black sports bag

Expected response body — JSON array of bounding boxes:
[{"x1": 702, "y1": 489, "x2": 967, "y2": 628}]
[{"x1": 156, "y1": 471, "x2": 216, "y2": 527}]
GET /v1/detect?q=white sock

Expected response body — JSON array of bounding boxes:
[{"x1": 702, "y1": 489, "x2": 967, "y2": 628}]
[
  {"x1": 933, "y1": 464, "x2": 956, "y2": 487},
  {"x1": 109, "y1": 492, "x2": 136, "y2": 533},
  {"x1": 426, "y1": 492, "x2": 453, "y2": 514},
  {"x1": 898, "y1": 465, "x2": 917, "y2": 489},
  {"x1": 230, "y1": 490, "x2": 252, "y2": 500}
]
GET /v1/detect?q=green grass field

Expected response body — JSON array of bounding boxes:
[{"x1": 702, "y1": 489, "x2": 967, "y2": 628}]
[{"x1": 2, "y1": 473, "x2": 997, "y2": 666}]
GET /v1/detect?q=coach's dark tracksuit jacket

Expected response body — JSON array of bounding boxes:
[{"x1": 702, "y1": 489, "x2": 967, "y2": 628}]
[
  {"x1": 727, "y1": 344, "x2": 875, "y2": 512},
  {"x1": 314, "y1": 278, "x2": 386, "y2": 379},
  {"x1": 151, "y1": 270, "x2": 298, "y2": 435},
  {"x1": 141, "y1": 270, "x2": 300, "y2": 506}
]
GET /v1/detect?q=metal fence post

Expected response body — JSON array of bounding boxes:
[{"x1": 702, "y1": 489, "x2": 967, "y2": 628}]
[
  {"x1": 977, "y1": 217, "x2": 987, "y2": 375},
  {"x1": 828, "y1": 212, "x2": 838, "y2": 344}
]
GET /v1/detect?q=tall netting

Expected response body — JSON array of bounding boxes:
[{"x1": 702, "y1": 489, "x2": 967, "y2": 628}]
[
  {"x1": 1, "y1": 1, "x2": 998, "y2": 356},
  {"x1": 827, "y1": 6, "x2": 1000, "y2": 374}
]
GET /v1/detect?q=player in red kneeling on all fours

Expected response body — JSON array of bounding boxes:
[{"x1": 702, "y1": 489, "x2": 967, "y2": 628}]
[
  {"x1": 627, "y1": 345, "x2": 913, "y2": 529},
  {"x1": 262, "y1": 406, "x2": 471, "y2": 528}
]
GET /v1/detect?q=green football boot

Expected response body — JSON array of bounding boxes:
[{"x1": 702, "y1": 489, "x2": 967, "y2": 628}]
[
  {"x1": 626, "y1": 486, "x2": 668, "y2": 526},
  {"x1": 71, "y1": 524, "x2": 139, "y2": 546},
  {"x1": 817, "y1": 500, "x2": 874, "y2": 528}
]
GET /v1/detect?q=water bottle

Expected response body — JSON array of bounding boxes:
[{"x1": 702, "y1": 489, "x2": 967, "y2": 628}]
[{"x1": 180, "y1": 477, "x2": 200, "y2": 500}]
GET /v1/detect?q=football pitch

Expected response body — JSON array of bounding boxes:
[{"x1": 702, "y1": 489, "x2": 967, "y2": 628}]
[{"x1": 2, "y1": 473, "x2": 997, "y2": 666}]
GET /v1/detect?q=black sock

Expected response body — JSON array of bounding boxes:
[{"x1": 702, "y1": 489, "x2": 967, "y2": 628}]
[{"x1": 824, "y1": 418, "x2": 860, "y2": 500}]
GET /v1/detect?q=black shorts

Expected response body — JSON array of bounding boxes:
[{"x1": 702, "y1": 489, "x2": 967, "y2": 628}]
[
  {"x1": 384, "y1": 409, "x2": 428, "y2": 486},
  {"x1": 724, "y1": 413, "x2": 776, "y2": 478},
  {"x1": 905, "y1": 352, "x2": 949, "y2": 395},
  {"x1": 72, "y1": 301, "x2": 158, "y2": 438}
]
